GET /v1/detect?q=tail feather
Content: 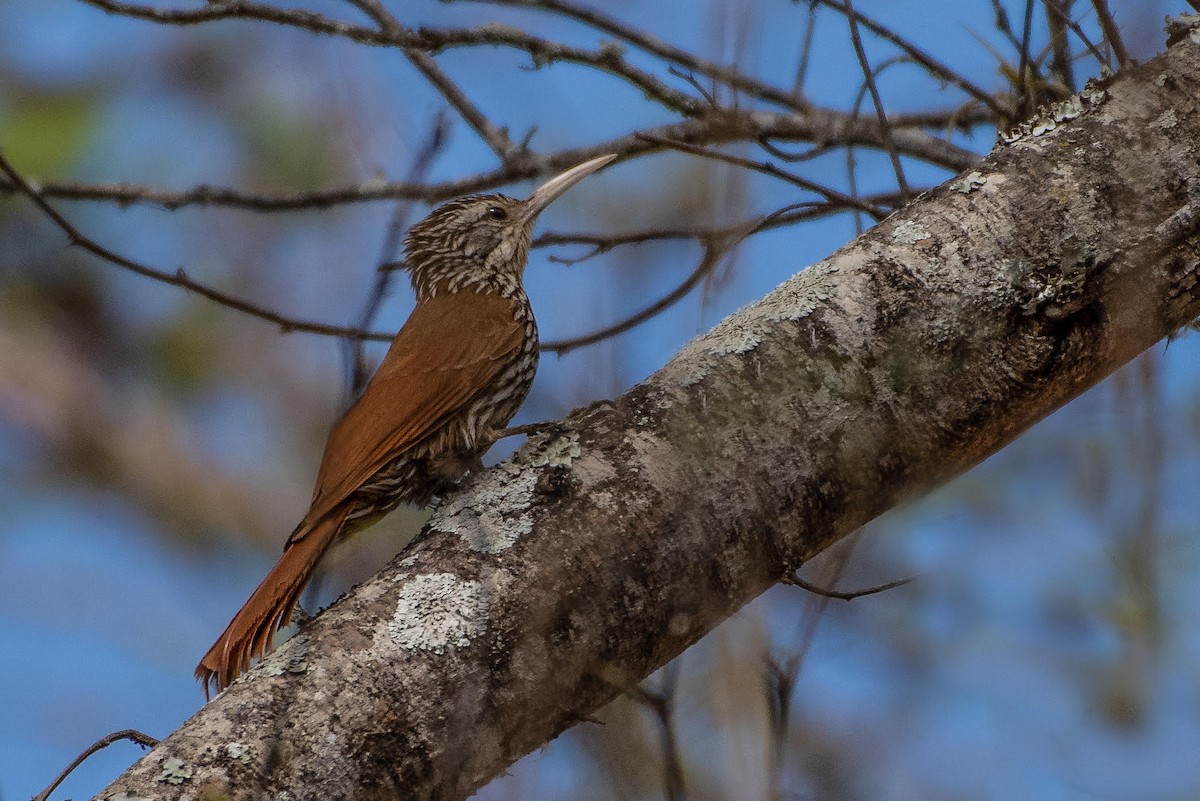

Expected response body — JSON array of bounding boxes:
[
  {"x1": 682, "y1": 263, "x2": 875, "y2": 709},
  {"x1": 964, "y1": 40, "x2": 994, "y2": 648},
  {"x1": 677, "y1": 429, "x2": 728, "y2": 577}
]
[{"x1": 196, "y1": 511, "x2": 347, "y2": 698}]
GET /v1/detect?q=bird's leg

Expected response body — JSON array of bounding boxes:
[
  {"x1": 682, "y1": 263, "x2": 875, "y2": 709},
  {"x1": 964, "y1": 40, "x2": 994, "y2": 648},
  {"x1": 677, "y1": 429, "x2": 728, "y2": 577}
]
[{"x1": 489, "y1": 420, "x2": 554, "y2": 442}]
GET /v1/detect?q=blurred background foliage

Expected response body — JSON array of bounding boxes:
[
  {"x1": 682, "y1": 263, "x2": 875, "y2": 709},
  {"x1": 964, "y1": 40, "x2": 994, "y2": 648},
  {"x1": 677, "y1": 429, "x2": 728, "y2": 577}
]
[{"x1": 1, "y1": 1, "x2": 1198, "y2": 799}]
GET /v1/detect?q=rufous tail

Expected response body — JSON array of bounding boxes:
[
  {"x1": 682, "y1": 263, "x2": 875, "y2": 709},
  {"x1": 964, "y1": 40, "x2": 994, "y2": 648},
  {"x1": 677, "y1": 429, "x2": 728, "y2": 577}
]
[{"x1": 196, "y1": 510, "x2": 347, "y2": 698}]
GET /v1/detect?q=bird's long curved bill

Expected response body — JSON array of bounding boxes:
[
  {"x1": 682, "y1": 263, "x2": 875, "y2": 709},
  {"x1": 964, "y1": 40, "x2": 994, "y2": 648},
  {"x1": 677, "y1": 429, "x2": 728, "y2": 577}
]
[{"x1": 520, "y1": 154, "x2": 618, "y2": 224}]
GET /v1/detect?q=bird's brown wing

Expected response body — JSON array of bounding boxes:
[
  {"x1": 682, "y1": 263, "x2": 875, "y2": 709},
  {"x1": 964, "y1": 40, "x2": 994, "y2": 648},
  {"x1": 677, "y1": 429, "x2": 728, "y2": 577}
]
[{"x1": 297, "y1": 291, "x2": 525, "y2": 533}]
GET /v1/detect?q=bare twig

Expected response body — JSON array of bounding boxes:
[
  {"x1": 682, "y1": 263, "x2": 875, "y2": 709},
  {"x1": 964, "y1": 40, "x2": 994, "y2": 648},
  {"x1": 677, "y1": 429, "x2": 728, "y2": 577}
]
[
  {"x1": 536, "y1": 190, "x2": 913, "y2": 261},
  {"x1": 2, "y1": 147, "x2": 914, "y2": 357},
  {"x1": 33, "y1": 729, "x2": 159, "y2": 801},
  {"x1": 544, "y1": 201, "x2": 816, "y2": 354},
  {"x1": 1044, "y1": 0, "x2": 1077, "y2": 93},
  {"x1": 636, "y1": 134, "x2": 891, "y2": 220},
  {"x1": 989, "y1": 0, "x2": 1022, "y2": 51},
  {"x1": 1042, "y1": 0, "x2": 1111, "y2": 75},
  {"x1": 0, "y1": 151, "x2": 394, "y2": 343},
  {"x1": 628, "y1": 665, "x2": 687, "y2": 801},
  {"x1": 83, "y1": 2, "x2": 708, "y2": 117},
  {"x1": 1090, "y1": 0, "x2": 1131, "y2": 68},
  {"x1": 842, "y1": 0, "x2": 911, "y2": 200},
  {"x1": 1017, "y1": 0, "x2": 1037, "y2": 117},
  {"x1": 756, "y1": 138, "x2": 839, "y2": 165},
  {"x1": 792, "y1": 2, "x2": 818, "y2": 98},
  {"x1": 781, "y1": 572, "x2": 914, "y2": 601},
  {"x1": 763, "y1": 538, "x2": 859, "y2": 796},
  {"x1": 456, "y1": 0, "x2": 813, "y2": 114},
  {"x1": 81, "y1": 0, "x2": 394, "y2": 44},
  {"x1": 813, "y1": 0, "x2": 1010, "y2": 119},
  {"x1": 419, "y1": 26, "x2": 708, "y2": 117},
  {"x1": 405, "y1": 50, "x2": 516, "y2": 160},
  {"x1": 545, "y1": 240, "x2": 724, "y2": 355},
  {"x1": 0, "y1": 107, "x2": 983, "y2": 214}
]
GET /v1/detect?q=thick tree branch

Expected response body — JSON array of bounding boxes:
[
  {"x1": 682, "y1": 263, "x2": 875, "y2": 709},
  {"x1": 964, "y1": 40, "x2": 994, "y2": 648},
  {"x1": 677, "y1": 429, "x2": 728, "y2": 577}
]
[{"x1": 95, "y1": 35, "x2": 1200, "y2": 801}]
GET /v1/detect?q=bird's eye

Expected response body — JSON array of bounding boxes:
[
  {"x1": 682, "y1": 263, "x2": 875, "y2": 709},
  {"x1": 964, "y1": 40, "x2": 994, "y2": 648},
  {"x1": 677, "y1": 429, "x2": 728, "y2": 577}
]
[{"x1": 486, "y1": 205, "x2": 508, "y2": 220}]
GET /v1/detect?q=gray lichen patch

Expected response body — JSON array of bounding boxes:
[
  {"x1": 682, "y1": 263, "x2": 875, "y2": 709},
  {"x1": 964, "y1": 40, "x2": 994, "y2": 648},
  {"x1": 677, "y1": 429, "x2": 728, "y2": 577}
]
[
  {"x1": 661, "y1": 262, "x2": 837, "y2": 387},
  {"x1": 224, "y1": 743, "x2": 255, "y2": 763},
  {"x1": 525, "y1": 431, "x2": 582, "y2": 467},
  {"x1": 1000, "y1": 86, "x2": 1106, "y2": 146},
  {"x1": 385, "y1": 573, "x2": 488, "y2": 654},
  {"x1": 1150, "y1": 109, "x2": 1179, "y2": 130},
  {"x1": 157, "y1": 756, "x2": 193, "y2": 785},
  {"x1": 432, "y1": 462, "x2": 535, "y2": 553},
  {"x1": 952, "y1": 171, "x2": 988, "y2": 194},
  {"x1": 431, "y1": 431, "x2": 581, "y2": 553},
  {"x1": 260, "y1": 632, "x2": 310, "y2": 679},
  {"x1": 892, "y1": 220, "x2": 932, "y2": 244}
]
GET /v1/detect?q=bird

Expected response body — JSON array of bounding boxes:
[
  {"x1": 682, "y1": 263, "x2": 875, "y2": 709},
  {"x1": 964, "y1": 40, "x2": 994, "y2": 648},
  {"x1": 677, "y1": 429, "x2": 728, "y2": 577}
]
[{"x1": 196, "y1": 154, "x2": 617, "y2": 697}]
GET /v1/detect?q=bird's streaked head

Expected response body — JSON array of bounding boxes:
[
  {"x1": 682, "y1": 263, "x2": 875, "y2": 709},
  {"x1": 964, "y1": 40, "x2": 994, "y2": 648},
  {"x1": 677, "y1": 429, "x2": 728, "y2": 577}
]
[{"x1": 403, "y1": 154, "x2": 617, "y2": 299}]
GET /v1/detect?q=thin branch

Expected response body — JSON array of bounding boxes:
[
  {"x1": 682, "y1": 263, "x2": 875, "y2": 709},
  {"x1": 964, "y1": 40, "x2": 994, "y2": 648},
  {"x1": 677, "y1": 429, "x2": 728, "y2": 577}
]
[
  {"x1": 1017, "y1": 0, "x2": 1037, "y2": 117},
  {"x1": 0, "y1": 150, "x2": 393, "y2": 343},
  {"x1": 415, "y1": 26, "x2": 709, "y2": 118},
  {"x1": 535, "y1": 191, "x2": 911, "y2": 252},
  {"x1": 1090, "y1": 0, "x2": 1131, "y2": 69},
  {"x1": 846, "y1": 143, "x2": 864, "y2": 236},
  {"x1": 989, "y1": 0, "x2": 1022, "y2": 51},
  {"x1": 33, "y1": 729, "x2": 159, "y2": 801},
  {"x1": 1042, "y1": 0, "x2": 1111, "y2": 75},
  {"x1": 545, "y1": 241, "x2": 724, "y2": 355},
  {"x1": 456, "y1": 0, "x2": 813, "y2": 114},
  {"x1": 781, "y1": 572, "x2": 914, "y2": 601},
  {"x1": 1044, "y1": 0, "x2": 1077, "y2": 93},
  {"x1": 627, "y1": 666, "x2": 687, "y2": 801},
  {"x1": 813, "y1": 0, "x2": 1011, "y2": 119},
  {"x1": 842, "y1": 0, "x2": 911, "y2": 200},
  {"x1": 544, "y1": 202, "x2": 809, "y2": 354},
  {"x1": 3, "y1": 146, "x2": 914, "y2": 356},
  {"x1": 404, "y1": 50, "x2": 516, "y2": 160},
  {"x1": 0, "y1": 107, "x2": 981, "y2": 212},
  {"x1": 756, "y1": 137, "x2": 839, "y2": 165},
  {"x1": 81, "y1": 0, "x2": 396, "y2": 44},
  {"x1": 636, "y1": 134, "x2": 891, "y2": 220},
  {"x1": 792, "y1": 2, "x2": 818, "y2": 98},
  {"x1": 83, "y1": 1, "x2": 708, "y2": 117}
]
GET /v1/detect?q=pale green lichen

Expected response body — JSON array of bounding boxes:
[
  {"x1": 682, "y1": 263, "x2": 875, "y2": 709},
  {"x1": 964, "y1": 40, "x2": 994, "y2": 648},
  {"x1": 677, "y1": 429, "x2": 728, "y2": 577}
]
[
  {"x1": 106, "y1": 794, "x2": 152, "y2": 801},
  {"x1": 1001, "y1": 86, "x2": 1105, "y2": 145},
  {"x1": 662, "y1": 262, "x2": 837, "y2": 386},
  {"x1": 432, "y1": 467, "x2": 534, "y2": 553},
  {"x1": 261, "y1": 633, "x2": 310, "y2": 678},
  {"x1": 224, "y1": 743, "x2": 254, "y2": 763},
  {"x1": 431, "y1": 432, "x2": 581, "y2": 553},
  {"x1": 158, "y1": 757, "x2": 193, "y2": 785},
  {"x1": 892, "y1": 220, "x2": 931, "y2": 244},
  {"x1": 952, "y1": 171, "x2": 987, "y2": 194},
  {"x1": 385, "y1": 573, "x2": 489, "y2": 653}
]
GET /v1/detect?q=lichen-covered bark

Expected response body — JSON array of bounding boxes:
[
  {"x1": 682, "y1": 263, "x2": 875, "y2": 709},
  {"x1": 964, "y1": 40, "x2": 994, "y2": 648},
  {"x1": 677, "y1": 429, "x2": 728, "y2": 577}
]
[{"x1": 99, "y1": 35, "x2": 1200, "y2": 801}]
